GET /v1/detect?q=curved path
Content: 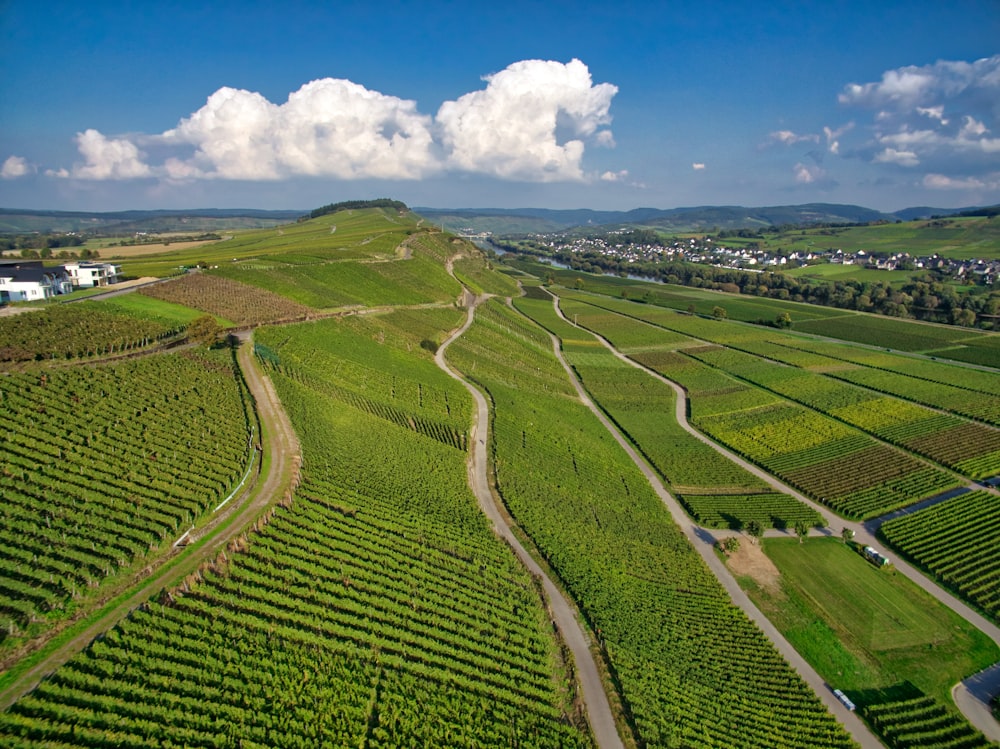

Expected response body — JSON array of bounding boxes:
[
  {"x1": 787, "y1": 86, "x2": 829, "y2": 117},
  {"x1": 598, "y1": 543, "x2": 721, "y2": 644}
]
[
  {"x1": 549, "y1": 291, "x2": 1000, "y2": 742},
  {"x1": 541, "y1": 295, "x2": 884, "y2": 749},
  {"x1": 0, "y1": 332, "x2": 300, "y2": 710},
  {"x1": 434, "y1": 298, "x2": 625, "y2": 749}
]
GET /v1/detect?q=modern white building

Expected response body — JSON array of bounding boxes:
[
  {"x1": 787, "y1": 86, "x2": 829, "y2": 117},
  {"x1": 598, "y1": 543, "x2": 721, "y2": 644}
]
[
  {"x1": 63, "y1": 261, "x2": 122, "y2": 288},
  {"x1": 0, "y1": 261, "x2": 74, "y2": 302}
]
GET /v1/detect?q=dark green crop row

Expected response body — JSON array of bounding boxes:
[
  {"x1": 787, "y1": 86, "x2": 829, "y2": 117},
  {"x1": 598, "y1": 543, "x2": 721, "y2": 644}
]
[{"x1": 0, "y1": 350, "x2": 253, "y2": 648}]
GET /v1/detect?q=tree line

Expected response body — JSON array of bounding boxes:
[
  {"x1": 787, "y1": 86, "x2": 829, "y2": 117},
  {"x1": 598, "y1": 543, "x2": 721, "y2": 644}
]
[{"x1": 520, "y1": 247, "x2": 997, "y2": 328}]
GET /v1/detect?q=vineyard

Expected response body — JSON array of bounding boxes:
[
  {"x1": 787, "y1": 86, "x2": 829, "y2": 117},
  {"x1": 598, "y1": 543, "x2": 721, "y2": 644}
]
[
  {"x1": 0, "y1": 310, "x2": 592, "y2": 747},
  {"x1": 0, "y1": 302, "x2": 183, "y2": 365},
  {"x1": 513, "y1": 294, "x2": 821, "y2": 531},
  {"x1": 862, "y1": 691, "x2": 995, "y2": 749},
  {"x1": 139, "y1": 273, "x2": 313, "y2": 326},
  {"x1": 562, "y1": 292, "x2": 1000, "y2": 478},
  {"x1": 552, "y1": 294, "x2": 963, "y2": 519},
  {"x1": 4, "y1": 207, "x2": 1000, "y2": 747},
  {"x1": 445, "y1": 298, "x2": 856, "y2": 748},
  {"x1": 681, "y1": 345, "x2": 1000, "y2": 481},
  {"x1": 879, "y1": 490, "x2": 1000, "y2": 623},
  {"x1": 509, "y1": 258, "x2": 1000, "y2": 367},
  {"x1": 0, "y1": 349, "x2": 254, "y2": 652}
]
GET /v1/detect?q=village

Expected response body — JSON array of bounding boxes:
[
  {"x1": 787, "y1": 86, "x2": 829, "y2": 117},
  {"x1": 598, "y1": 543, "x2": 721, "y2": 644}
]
[{"x1": 521, "y1": 231, "x2": 1000, "y2": 285}]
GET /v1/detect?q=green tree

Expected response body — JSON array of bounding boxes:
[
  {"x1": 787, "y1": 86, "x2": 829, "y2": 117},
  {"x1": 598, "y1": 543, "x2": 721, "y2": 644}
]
[
  {"x1": 952, "y1": 308, "x2": 976, "y2": 327},
  {"x1": 187, "y1": 315, "x2": 222, "y2": 346},
  {"x1": 776, "y1": 311, "x2": 792, "y2": 328},
  {"x1": 794, "y1": 520, "x2": 809, "y2": 544},
  {"x1": 745, "y1": 519, "x2": 763, "y2": 544},
  {"x1": 841, "y1": 527, "x2": 854, "y2": 545},
  {"x1": 712, "y1": 305, "x2": 727, "y2": 319}
]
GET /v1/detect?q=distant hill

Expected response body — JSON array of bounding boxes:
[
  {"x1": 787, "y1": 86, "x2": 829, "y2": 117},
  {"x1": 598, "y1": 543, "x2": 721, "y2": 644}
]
[
  {"x1": 0, "y1": 208, "x2": 304, "y2": 234},
  {"x1": 415, "y1": 203, "x2": 900, "y2": 235},
  {"x1": 890, "y1": 206, "x2": 985, "y2": 221},
  {"x1": 415, "y1": 203, "x2": 1000, "y2": 236}
]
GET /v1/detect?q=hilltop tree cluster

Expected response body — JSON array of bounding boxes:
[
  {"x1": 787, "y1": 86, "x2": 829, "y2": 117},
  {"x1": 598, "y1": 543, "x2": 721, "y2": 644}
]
[{"x1": 308, "y1": 199, "x2": 408, "y2": 220}]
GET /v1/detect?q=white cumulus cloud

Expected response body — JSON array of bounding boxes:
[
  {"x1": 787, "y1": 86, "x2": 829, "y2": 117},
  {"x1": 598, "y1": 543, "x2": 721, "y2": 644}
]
[
  {"x1": 161, "y1": 80, "x2": 437, "y2": 180},
  {"x1": 51, "y1": 59, "x2": 619, "y2": 185},
  {"x1": 58, "y1": 130, "x2": 153, "y2": 180},
  {"x1": 691, "y1": 162, "x2": 706, "y2": 170},
  {"x1": 873, "y1": 147, "x2": 919, "y2": 167},
  {"x1": 838, "y1": 55, "x2": 1000, "y2": 179},
  {"x1": 436, "y1": 58, "x2": 618, "y2": 181},
  {"x1": 793, "y1": 162, "x2": 825, "y2": 184},
  {"x1": 600, "y1": 169, "x2": 629, "y2": 182},
  {"x1": 1, "y1": 156, "x2": 31, "y2": 179},
  {"x1": 766, "y1": 130, "x2": 820, "y2": 146},
  {"x1": 917, "y1": 105, "x2": 948, "y2": 124},
  {"x1": 923, "y1": 172, "x2": 1000, "y2": 190}
]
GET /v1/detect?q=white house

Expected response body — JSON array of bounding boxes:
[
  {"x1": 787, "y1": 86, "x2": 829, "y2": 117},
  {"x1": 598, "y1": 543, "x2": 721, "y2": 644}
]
[
  {"x1": 0, "y1": 261, "x2": 73, "y2": 302},
  {"x1": 63, "y1": 261, "x2": 122, "y2": 288}
]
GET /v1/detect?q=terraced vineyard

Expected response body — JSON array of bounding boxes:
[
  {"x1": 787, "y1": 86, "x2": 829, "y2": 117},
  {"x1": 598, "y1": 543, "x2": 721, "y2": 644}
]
[
  {"x1": 0, "y1": 310, "x2": 591, "y2": 747},
  {"x1": 556, "y1": 299, "x2": 1000, "y2": 473},
  {"x1": 5, "y1": 206, "x2": 1000, "y2": 747},
  {"x1": 514, "y1": 294, "x2": 821, "y2": 531},
  {"x1": 879, "y1": 490, "x2": 1000, "y2": 623},
  {"x1": 446, "y1": 298, "x2": 855, "y2": 748},
  {"x1": 682, "y1": 345, "x2": 1000, "y2": 480},
  {"x1": 0, "y1": 349, "x2": 254, "y2": 652},
  {"x1": 510, "y1": 259, "x2": 1000, "y2": 368},
  {"x1": 556, "y1": 293, "x2": 965, "y2": 518}
]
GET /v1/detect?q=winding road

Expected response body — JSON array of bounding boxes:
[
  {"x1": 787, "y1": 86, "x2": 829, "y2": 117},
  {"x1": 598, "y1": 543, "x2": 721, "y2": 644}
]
[
  {"x1": 541, "y1": 295, "x2": 885, "y2": 749},
  {"x1": 434, "y1": 297, "x2": 626, "y2": 749},
  {"x1": 547, "y1": 290, "x2": 1000, "y2": 743}
]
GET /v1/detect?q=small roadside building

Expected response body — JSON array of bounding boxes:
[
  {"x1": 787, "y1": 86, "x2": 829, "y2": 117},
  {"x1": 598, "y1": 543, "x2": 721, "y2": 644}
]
[
  {"x1": 63, "y1": 261, "x2": 121, "y2": 288},
  {"x1": 0, "y1": 261, "x2": 73, "y2": 302}
]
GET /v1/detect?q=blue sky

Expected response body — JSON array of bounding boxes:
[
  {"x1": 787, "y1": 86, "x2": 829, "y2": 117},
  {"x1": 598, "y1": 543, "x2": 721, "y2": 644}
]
[{"x1": 2, "y1": 0, "x2": 998, "y2": 212}]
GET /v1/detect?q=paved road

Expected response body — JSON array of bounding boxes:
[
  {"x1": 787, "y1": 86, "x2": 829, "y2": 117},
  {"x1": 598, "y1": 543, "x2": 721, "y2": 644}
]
[
  {"x1": 434, "y1": 299, "x2": 626, "y2": 749},
  {"x1": 549, "y1": 291, "x2": 1000, "y2": 743},
  {"x1": 0, "y1": 333, "x2": 300, "y2": 711},
  {"x1": 543, "y1": 295, "x2": 884, "y2": 749}
]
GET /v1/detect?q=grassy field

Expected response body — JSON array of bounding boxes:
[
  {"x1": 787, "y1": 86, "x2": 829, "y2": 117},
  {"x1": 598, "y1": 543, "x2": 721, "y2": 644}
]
[
  {"x1": 782, "y1": 263, "x2": 914, "y2": 284},
  {"x1": 737, "y1": 537, "x2": 998, "y2": 705},
  {"x1": 759, "y1": 216, "x2": 1000, "y2": 260}
]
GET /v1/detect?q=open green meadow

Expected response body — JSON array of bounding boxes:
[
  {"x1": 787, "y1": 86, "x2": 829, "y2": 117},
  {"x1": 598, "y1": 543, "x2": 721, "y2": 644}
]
[{"x1": 737, "y1": 537, "x2": 998, "y2": 748}]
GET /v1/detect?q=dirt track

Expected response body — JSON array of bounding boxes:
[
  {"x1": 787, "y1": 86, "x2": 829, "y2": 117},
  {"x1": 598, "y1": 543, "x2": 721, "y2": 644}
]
[
  {"x1": 0, "y1": 333, "x2": 300, "y2": 710},
  {"x1": 434, "y1": 298, "x2": 625, "y2": 749},
  {"x1": 549, "y1": 290, "x2": 1000, "y2": 743},
  {"x1": 545, "y1": 292, "x2": 887, "y2": 749}
]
